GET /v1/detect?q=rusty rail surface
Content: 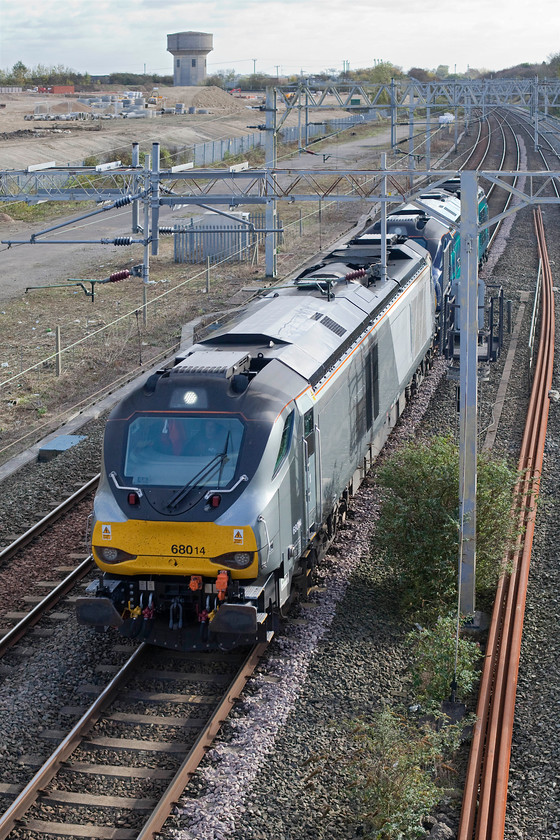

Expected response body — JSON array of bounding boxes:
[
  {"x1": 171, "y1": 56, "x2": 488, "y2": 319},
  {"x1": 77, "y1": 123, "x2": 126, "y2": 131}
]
[{"x1": 458, "y1": 206, "x2": 555, "y2": 840}]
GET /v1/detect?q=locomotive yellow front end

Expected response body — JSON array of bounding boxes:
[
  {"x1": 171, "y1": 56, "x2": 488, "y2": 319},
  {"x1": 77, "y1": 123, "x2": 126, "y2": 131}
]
[
  {"x1": 83, "y1": 515, "x2": 264, "y2": 650},
  {"x1": 91, "y1": 519, "x2": 259, "y2": 579}
]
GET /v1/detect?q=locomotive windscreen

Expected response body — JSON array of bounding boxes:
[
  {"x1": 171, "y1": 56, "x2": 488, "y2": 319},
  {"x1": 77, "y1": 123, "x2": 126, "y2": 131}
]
[{"x1": 123, "y1": 415, "x2": 244, "y2": 487}]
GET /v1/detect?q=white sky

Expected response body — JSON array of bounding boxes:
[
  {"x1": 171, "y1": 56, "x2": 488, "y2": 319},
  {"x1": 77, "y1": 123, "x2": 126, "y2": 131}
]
[{"x1": 0, "y1": 0, "x2": 558, "y2": 78}]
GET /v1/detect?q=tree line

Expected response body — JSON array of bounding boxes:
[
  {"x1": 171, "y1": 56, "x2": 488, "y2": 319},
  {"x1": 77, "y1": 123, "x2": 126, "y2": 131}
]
[
  {"x1": 0, "y1": 61, "x2": 172, "y2": 89},
  {"x1": 2, "y1": 54, "x2": 559, "y2": 92}
]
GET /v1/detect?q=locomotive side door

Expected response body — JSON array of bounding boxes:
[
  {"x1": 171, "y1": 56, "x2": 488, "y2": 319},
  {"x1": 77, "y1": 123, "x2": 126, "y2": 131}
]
[{"x1": 303, "y1": 408, "x2": 320, "y2": 534}]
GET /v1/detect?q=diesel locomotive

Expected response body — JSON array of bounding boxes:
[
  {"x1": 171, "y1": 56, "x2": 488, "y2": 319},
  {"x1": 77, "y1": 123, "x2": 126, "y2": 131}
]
[{"x1": 76, "y1": 227, "x2": 437, "y2": 650}]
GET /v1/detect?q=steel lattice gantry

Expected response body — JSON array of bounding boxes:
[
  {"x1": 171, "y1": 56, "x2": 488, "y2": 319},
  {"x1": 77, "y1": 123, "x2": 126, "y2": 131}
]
[
  {"x1": 0, "y1": 167, "x2": 140, "y2": 203},
  {"x1": 3, "y1": 162, "x2": 560, "y2": 229},
  {"x1": 274, "y1": 78, "x2": 560, "y2": 125}
]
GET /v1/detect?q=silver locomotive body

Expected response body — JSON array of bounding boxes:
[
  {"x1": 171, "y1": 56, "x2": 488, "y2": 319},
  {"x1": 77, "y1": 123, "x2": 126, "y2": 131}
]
[{"x1": 77, "y1": 234, "x2": 436, "y2": 650}]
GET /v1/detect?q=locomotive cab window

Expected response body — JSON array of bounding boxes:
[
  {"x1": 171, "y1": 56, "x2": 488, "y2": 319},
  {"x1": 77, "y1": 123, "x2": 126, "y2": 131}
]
[
  {"x1": 123, "y1": 415, "x2": 244, "y2": 488},
  {"x1": 273, "y1": 411, "x2": 295, "y2": 475}
]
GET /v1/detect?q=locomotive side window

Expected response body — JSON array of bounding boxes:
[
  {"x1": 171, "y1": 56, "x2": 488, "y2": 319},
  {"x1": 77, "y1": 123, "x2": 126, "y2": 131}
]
[
  {"x1": 303, "y1": 408, "x2": 315, "y2": 456},
  {"x1": 365, "y1": 344, "x2": 380, "y2": 428},
  {"x1": 273, "y1": 411, "x2": 295, "y2": 475}
]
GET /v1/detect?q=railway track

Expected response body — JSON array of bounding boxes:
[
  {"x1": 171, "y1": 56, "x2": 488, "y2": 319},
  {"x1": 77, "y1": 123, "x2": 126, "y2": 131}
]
[
  {"x1": 0, "y1": 477, "x2": 98, "y2": 658},
  {"x1": 0, "y1": 642, "x2": 267, "y2": 839},
  {"x1": 0, "y1": 475, "x2": 98, "y2": 560},
  {"x1": 0, "y1": 555, "x2": 93, "y2": 658},
  {"x1": 458, "y1": 205, "x2": 555, "y2": 840}
]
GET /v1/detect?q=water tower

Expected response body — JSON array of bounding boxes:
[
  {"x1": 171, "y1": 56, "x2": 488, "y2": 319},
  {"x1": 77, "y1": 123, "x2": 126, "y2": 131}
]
[{"x1": 167, "y1": 32, "x2": 213, "y2": 86}]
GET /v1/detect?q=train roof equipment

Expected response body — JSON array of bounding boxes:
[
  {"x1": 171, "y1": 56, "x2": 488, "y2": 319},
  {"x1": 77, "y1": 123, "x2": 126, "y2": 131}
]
[{"x1": 176, "y1": 235, "x2": 431, "y2": 388}]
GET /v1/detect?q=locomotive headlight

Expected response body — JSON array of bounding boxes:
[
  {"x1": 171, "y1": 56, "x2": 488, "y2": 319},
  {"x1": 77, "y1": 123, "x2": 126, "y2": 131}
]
[
  {"x1": 170, "y1": 388, "x2": 208, "y2": 408},
  {"x1": 233, "y1": 552, "x2": 252, "y2": 567},
  {"x1": 183, "y1": 390, "x2": 198, "y2": 406},
  {"x1": 94, "y1": 546, "x2": 137, "y2": 564},
  {"x1": 210, "y1": 551, "x2": 254, "y2": 570}
]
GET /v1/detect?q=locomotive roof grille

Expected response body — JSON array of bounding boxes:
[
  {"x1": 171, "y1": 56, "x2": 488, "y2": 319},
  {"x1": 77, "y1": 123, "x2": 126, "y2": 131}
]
[
  {"x1": 441, "y1": 178, "x2": 461, "y2": 194},
  {"x1": 173, "y1": 350, "x2": 251, "y2": 378},
  {"x1": 312, "y1": 312, "x2": 346, "y2": 336},
  {"x1": 419, "y1": 192, "x2": 451, "y2": 200},
  {"x1": 389, "y1": 209, "x2": 429, "y2": 219},
  {"x1": 352, "y1": 232, "x2": 400, "y2": 250}
]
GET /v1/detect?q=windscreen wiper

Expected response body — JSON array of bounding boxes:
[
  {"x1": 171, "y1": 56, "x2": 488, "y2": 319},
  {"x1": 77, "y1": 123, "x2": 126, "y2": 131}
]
[
  {"x1": 216, "y1": 431, "x2": 231, "y2": 487},
  {"x1": 166, "y1": 450, "x2": 229, "y2": 511}
]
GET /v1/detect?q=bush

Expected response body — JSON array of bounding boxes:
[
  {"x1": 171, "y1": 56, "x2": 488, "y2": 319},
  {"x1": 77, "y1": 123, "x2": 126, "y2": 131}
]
[
  {"x1": 349, "y1": 707, "x2": 466, "y2": 839},
  {"x1": 407, "y1": 614, "x2": 481, "y2": 703},
  {"x1": 375, "y1": 435, "x2": 517, "y2": 621}
]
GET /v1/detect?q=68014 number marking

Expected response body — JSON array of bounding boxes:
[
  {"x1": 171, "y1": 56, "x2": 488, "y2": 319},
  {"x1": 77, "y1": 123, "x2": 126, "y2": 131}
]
[{"x1": 171, "y1": 544, "x2": 206, "y2": 555}]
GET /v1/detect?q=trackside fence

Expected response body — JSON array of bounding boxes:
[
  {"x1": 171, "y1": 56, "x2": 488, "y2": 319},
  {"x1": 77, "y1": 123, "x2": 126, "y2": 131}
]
[{"x1": 193, "y1": 113, "x2": 377, "y2": 166}]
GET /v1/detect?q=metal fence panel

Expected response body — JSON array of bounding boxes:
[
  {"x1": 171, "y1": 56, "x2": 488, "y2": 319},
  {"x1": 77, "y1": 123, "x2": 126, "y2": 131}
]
[
  {"x1": 191, "y1": 114, "x2": 375, "y2": 166},
  {"x1": 173, "y1": 212, "x2": 282, "y2": 264}
]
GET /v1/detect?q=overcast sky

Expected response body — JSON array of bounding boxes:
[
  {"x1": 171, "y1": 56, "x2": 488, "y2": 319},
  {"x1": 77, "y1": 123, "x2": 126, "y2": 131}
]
[{"x1": 0, "y1": 0, "x2": 558, "y2": 78}]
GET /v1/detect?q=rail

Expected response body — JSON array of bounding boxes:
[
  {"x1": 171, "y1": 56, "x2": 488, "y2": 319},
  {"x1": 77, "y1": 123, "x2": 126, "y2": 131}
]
[
  {"x1": 458, "y1": 205, "x2": 554, "y2": 840},
  {"x1": 0, "y1": 474, "x2": 98, "y2": 565}
]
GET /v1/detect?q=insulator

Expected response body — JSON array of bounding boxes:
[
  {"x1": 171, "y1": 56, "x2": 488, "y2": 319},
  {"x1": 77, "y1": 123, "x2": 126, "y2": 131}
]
[
  {"x1": 107, "y1": 270, "x2": 131, "y2": 283},
  {"x1": 158, "y1": 226, "x2": 175, "y2": 235},
  {"x1": 114, "y1": 195, "x2": 133, "y2": 208},
  {"x1": 113, "y1": 237, "x2": 133, "y2": 246},
  {"x1": 345, "y1": 269, "x2": 367, "y2": 281}
]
